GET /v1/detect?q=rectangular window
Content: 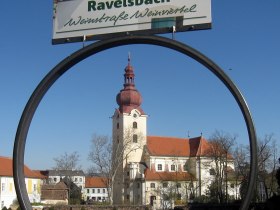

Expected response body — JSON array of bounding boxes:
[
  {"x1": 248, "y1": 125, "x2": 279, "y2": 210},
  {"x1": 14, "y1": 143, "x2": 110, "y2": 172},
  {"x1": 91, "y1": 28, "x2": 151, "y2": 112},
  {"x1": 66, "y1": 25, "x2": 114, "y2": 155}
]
[
  {"x1": 176, "y1": 183, "x2": 181, "y2": 188},
  {"x1": 183, "y1": 164, "x2": 188, "y2": 171},
  {"x1": 87, "y1": 189, "x2": 89, "y2": 193},
  {"x1": 163, "y1": 183, "x2": 168, "y2": 188},
  {"x1": 9, "y1": 183, "x2": 13, "y2": 192},
  {"x1": 80, "y1": 178, "x2": 82, "y2": 182},
  {"x1": 150, "y1": 183, "x2": 155, "y2": 188},
  {"x1": 171, "y1": 164, "x2": 176, "y2": 171},
  {"x1": 133, "y1": 134, "x2": 138, "y2": 143},
  {"x1": 92, "y1": 189, "x2": 95, "y2": 193},
  {"x1": 27, "y1": 180, "x2": 32, "y2": 193},
  {"x1": 103, "y1": 189, "x2": 105, "y2": 193},
  {"x1": 157, "y1": 164, "x2": 162, "y2": 171},
  {"x1": 98, "y1": 189, "x2": 100, "y2": 193},
  {"x1": 1, "y1": 183, "x2": 5, "y2": 192},
  {"x1": 177, "y1": 193, "x2": 182, "y2": 200}
]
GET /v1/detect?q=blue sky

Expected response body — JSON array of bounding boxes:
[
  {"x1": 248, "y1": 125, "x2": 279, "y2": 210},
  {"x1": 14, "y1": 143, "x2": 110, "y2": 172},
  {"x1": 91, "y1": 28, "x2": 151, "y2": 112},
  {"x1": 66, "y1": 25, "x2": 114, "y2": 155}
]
[{"x1": 1, "y1": 1, "x2": 280, "y2": 171}]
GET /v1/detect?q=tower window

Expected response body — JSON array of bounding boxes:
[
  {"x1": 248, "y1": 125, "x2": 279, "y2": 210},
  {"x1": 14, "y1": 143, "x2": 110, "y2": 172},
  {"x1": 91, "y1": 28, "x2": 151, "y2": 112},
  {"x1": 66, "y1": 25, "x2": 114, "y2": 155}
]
[
  {"x1": 117, "y1": 123, "x2": 119, "y2": 129},
  {"x1": 133, "y1": 134, "x2": 138, "y2": 143},
  {"x1": 133, "y1": 121, "x2": 137, "y2": 129}
]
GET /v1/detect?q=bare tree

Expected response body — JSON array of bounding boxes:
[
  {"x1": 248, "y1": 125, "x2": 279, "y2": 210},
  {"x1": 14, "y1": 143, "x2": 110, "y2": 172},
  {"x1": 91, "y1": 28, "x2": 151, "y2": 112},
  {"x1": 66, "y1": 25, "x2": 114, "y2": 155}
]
[
  {"x1": 53, "y1": 151, "x2": 81, "y2": 171},
  {"x1": 234, "y1": 134, "x2": 279, "y2": 202},
  {"x1": 206, "y1": 130, "x2": 236, "y2": 203},
  {"x1": 52, "y1": 151, "x2": 82, "y2": 204},
  {"x1": 233, "y1": 144, "x2": 250, "y2": 200},
  {"x1": 256, "y1": 134, "x2": 279, "y2": 201},
  {"x1": 88, "y1": 130, "x2": 144, "y2": 204},
  {"x1": 88, "y1": 134, "x2": 112, "y2": 202}
]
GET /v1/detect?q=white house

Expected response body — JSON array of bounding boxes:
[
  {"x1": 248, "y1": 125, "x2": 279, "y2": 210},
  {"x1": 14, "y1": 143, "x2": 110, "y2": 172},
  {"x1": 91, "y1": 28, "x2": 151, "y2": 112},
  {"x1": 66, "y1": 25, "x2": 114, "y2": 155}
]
[
  {"x1": 0, "y1": 156, "x2": 43, "y2": 209},
  {"x1": 85, "y1": 177, "x2": 109, "y2": 203},
  {"x1": 47, "y1": 170, "x2": 85, "y2": 191}
]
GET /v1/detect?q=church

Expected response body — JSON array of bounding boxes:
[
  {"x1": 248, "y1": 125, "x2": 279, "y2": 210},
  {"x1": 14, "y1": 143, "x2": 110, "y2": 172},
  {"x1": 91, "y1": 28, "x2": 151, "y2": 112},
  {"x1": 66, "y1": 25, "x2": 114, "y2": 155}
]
[{"x1": 111, "y1": 58, "x2": 239, "y2": 208}]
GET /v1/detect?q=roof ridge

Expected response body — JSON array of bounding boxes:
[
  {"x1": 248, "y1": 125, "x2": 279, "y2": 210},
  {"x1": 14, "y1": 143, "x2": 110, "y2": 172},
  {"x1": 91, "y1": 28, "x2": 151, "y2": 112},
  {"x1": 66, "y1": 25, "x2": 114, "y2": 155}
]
[
  {"x1": 0, "y1": 156, "x2": 12, "y2": 160},
  {"x1": 147, "y1": 135, "x2": 189, "y2": 140}
]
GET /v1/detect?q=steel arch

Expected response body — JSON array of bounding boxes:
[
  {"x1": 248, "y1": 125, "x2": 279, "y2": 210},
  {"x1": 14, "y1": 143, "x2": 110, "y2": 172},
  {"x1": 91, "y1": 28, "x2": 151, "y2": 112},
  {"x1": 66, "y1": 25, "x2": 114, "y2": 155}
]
[{"x1": 13, "y1": 35, "x2": 257, "y2": 210}]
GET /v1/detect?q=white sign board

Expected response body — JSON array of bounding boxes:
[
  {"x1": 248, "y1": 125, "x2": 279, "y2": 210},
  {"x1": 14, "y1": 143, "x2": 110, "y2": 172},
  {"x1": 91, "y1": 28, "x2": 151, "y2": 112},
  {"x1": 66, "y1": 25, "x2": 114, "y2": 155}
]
[{"x1": 52, "y1": 0, "x2": 212, "y2": 44}]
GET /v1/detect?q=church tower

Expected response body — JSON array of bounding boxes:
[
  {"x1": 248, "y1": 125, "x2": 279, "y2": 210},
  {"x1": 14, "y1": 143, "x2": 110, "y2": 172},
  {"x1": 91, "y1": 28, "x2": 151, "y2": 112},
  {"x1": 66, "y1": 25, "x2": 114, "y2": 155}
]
[{"x1": 112, "y1": 57, "x2": 147, "y2": 204}]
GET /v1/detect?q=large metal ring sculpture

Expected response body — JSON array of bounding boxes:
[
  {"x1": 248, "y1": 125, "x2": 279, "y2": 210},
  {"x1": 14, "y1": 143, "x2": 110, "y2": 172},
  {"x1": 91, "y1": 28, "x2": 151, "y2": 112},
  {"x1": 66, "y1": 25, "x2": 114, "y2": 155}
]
[{"x1": 13, "y1": 35, "x2": 257, "y2": 210}]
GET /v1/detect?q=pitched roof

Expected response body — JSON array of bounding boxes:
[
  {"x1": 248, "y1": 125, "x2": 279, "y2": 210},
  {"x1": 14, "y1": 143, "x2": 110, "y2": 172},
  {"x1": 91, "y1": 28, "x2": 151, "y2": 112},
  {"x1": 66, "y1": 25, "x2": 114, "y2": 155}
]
[
  {"x1": 147, "y1": 136, "x2": 190, "y2": 157},
  {"x1": 146, "y1": 136, "x2": 211, "y2": 157},
  {"x1": 145, "y1": 168, "x2": 195, "y2": 181},
  {"x1": 85, "y1": 177, "x2": 108, "y2": 188},
  {"x1": 0, "y1": 156, "x2": 43, "y2": 178},
  {"x1": 41, "y1": 181, "x2": 68, "y2": 190},
  {"x1": 189, "y1": 137, "x2": 212, "y2": 157},
  {"x1": 48, "y1": 169, "x2": 85, "y2": 176}
]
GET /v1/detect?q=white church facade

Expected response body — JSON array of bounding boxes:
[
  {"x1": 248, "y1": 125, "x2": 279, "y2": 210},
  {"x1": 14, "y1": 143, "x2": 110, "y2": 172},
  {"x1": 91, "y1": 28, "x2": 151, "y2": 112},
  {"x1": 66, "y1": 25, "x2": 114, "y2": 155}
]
[{"x1": 111, "y1": 58, "x2": 240, "y2": 209}]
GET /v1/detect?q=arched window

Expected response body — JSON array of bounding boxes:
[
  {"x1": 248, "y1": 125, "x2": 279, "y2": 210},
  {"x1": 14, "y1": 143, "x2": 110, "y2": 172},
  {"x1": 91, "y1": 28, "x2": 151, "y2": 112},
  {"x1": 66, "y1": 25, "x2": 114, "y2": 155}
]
[
  {"x1": 133, "y1": 134, "x2": 138, "y2": 143},
  {"x1": 133, "y1": 122, "x2": 137, "y2": 129}
]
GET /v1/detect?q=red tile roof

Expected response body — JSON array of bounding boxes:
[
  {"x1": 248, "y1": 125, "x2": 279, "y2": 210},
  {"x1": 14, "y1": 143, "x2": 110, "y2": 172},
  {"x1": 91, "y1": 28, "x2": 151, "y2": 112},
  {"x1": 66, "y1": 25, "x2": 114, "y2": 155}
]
[
  {"x1": 146, "y1": 136, "x2": 212, "y2": 157},
  {"x1": 145, "y1": 168, "x2": 195, "y2": 181},
  {"x1": 85, "y1": 177, "x2": 108, "y2": 188},
  {"x1": 0, "y1": 156, "x2": 43, "y2": 178}
]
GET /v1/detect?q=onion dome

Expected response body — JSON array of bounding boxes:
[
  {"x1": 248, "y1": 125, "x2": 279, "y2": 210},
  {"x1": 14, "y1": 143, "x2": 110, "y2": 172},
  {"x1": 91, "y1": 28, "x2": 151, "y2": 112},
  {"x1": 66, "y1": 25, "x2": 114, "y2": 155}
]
[{"x1": 116, "y1": 56, "x2": 144, "y2": 114}]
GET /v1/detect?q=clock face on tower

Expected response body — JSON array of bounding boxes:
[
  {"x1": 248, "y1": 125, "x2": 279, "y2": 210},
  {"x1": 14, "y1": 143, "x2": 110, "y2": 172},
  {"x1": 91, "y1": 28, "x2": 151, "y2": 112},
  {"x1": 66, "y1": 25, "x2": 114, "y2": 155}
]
[{"x1": 133, "y1": 113, "x2": 138, "y2": 118}]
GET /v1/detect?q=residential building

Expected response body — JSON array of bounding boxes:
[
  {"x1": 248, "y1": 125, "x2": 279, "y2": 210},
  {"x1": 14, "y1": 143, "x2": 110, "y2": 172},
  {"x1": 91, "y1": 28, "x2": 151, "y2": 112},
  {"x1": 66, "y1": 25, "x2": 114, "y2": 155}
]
[
  {"x1": 47, "y1": 170, "x2": 85, "y2": 191},
  {"x1": 85, "y1": 177, "x2": 109, "y2": 203},
  {"x1": 112, "y1": 59, "x2": 240, "y2": 208},
  {"x1": 0, "y1": 156, "x2": 44, "y2": 209},
  {"x1": 41, "y1": 182, "x2": 68, "y2": 205}
]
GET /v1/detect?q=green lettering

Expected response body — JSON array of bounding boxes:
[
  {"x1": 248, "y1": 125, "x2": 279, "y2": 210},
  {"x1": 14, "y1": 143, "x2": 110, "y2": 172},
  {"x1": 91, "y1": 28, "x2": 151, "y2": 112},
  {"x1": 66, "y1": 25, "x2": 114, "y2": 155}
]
[
  {"x1": 97, "y1": 2, "x2": 105, "y2": 10},
  {"x1": 114, "y1": 0, "x2": 122, "y2": 8},
  {"x1": 135, "y1": 0, "x2": 143, "y2": 6},
  {"x1": 127, "y1": 0, "x2": 134, "y2": 6},
  {"x1": 88, "y1": 1, "x2": 96, "y2": 11},
  {"x1": 123, "y1": 0, "x2": 127, "y2": 7},
  {"x1": 105, "y1": 1, "x2": 114, "y2": 9},
  {"x1": 145, "y1": 0, "x2": 153, "y2": 5}
]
